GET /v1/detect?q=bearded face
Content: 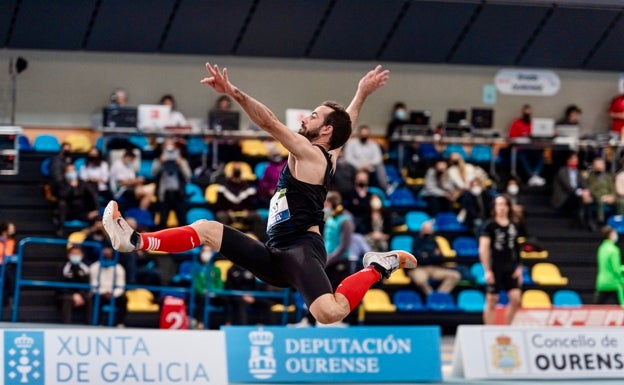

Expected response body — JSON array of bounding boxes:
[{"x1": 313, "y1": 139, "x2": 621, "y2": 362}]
[{"x1": 298, "y1": 122, "x2": 323, "y2": 142}]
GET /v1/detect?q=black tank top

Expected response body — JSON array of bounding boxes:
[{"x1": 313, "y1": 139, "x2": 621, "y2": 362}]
[{"x1": 266, "y1": 145, "x2": 333, "y2": 247}]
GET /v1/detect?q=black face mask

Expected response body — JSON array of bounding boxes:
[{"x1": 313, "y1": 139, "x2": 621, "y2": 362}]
[
  {"x1": 359, "y1": 137, "x2": 368, "y2": 144},
  {"x1": 356, "y1": 182, "x2": 367, "y2": 188},
  {"x1": 232, "y1": 169, "x2": 242, "y2": 179},
  {"x1": 422, "y1": 234, "x2": 432, "y2": 239},
  {"x1": 522, "y1": 113, "x2": 531, "y2": 124}
]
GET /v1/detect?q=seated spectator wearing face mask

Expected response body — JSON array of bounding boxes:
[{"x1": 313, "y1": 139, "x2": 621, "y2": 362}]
[
  {"x1": 55, "y1": 163, "x2": 100, "y2": 237},
  {"x1": 57, "y1": 245, "x2": 92, "y2": 324},
  {"x1": 405, "y1": 220, "x2": 461, "y2": 296},
  {"x1": 342, "y1": 124, "x2": 389, "y2": 192},
  {"x1": 344, "y1": 170, "x2": 374, "y2": 235},
  {"x1": 457, "y1": 178, "x2": 493, "y2": 236}
]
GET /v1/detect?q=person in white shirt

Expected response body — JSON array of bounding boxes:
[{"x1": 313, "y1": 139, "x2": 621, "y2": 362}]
[
  {"x1": 342, "y1": 124, "x2": 389, "y2": 191},
  {"x1": 90, "y1": 244, "x2": 127, "y2": 326},
  {"x1": 79, "y1": 146, "x2": 111, "y2": 201},
  {"x1": 160, "y1": 94, "x2": 188, "y2": 128},
  {"x1": 109, "y1": 149, "x2": 155, "y2": 210}
]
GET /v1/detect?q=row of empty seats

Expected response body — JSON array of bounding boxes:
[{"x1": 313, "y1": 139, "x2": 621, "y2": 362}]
[{"x1": 362, "y1": 287, "x2": 583, "y2": 314}]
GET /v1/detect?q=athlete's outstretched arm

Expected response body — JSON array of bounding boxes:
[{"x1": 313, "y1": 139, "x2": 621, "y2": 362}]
[{"x1": 200, "y1": 63, "x2": 309, "y2": 156}]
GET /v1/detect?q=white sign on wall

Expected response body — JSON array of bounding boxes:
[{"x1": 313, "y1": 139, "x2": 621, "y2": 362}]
[
  {"x1": 453, "y1": 325, "x2": 624, "y2": 380},
  {"x1": 0, "y1": 329, "x2": 228, "y2": 385},
  {"x1": 285, "y1": 108, "x2": 311, "y2": 132},
  {"x1": 494, "y1": 68, "x2": 560, "y2": 96}
]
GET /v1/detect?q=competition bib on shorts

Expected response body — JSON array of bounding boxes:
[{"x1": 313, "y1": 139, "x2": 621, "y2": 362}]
[{"x1": 267, "y1": 188, "x2": 290, "y2": 230}]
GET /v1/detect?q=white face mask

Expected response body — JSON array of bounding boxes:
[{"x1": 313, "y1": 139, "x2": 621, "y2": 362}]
[
  {"x1": 613, "y1": 233, "x2": 619, "y2": 243},
  {"x1": 200, "y1": 252, "x2": 212, "y2": 263},
  {"x1": 370, "y1": 197, "x2": 382, "y2": 210},
  {"x1": 507, "y1": 184, "x2": 519, "y2": 195},
  {"x1": 470, "y1": 186, "x2": 483, "y2": 196}
]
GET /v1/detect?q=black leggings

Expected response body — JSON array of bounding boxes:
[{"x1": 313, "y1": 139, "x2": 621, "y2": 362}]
[{"x1": 219, "y1": 226, "x2": 333, "y2": 307}]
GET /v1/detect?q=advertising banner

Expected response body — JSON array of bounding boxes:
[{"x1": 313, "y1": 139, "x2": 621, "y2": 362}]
[
  {"x1": 495, "y1": 68, "x2": 560, "y2": 96},
  {"x1": 224, "y1": 325, "x2": 441, "y2": 383},
  {"x1": 0, "y1": 328, "x2": 227, "y2": 385},
  {"x1": 453, "y1": 325, "x2": 624, "y2": 379},
  {"x1": 512, "y1": 306, "x2": 624, "y2": 327}
]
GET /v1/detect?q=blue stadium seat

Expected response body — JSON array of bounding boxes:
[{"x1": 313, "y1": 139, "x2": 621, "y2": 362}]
[
  {"x1": 40, "y1": 157, "x2": 52, "y2": 177},
  {"x1": 470, "y1": 262, "x2": 486, "y2": 285},
  {"x1": 74, "y1": 157, "x2": 86, "y2": 172},
  {"x1": 186, "y1": 136, "x2": 209, "y2": 156},
  {"x1": 393, "y1": 290, "x2": 425, "y2": 312},
  {"x1": 186, "y1": 208, "x2": 215, "y2": 224},
  {"x1": 553, "y1": 289, "x2": 583, "y2": 307},
  {"x1": 426, "y1": 292, "x2": 458, "y2": 311},
  {"x1": 457, "y1": 289, "x2": 485, "y2": 312},
  {"x1": 452, "y1": 236, "x2": 479, "y2": 259},
  {"x1": 128, "y1": 135, "x2": 150, "y2": 151},
  {"x1": 469, "y1": 145, "x2": 493, "y2": 163},
  {"x1": 384, "y1": 164, "x2": 403, "y2": 186},
  {"x1": 443, "y1": 144, "x2": 468, "y2": 160},
  {"x1": 418, "y1": 143, "x2": 440, "y2": 160},
  {"x1": 185, "y1": 183, "x2": 206, "y2": 204},
  {"x1": 138, "y1": 159, "x2": 153, "y2": 179},
  {"x1": 607, "y1": 215, "x2": 624, "y2": 235},
  {"x1": 389, "y1": 235, "x2": 413, "y2": 254},
  {"x1": 125, "y1": 207, "x2": 155, "y2": 229},
  {"x1": 33, "y1": 134, "x2": 61, "y2": 152},
  {"x1": 254, "y1": 161, "x2": 269, "y2": 180},
  {"x1": 434, "y1": 212, "x2": 468, "y2": 233},
  {"x1": 388, "y1": 187, "x2": 419, "y2": 208},
  {"x1": 405, "y1": 211, "x2": 431, "y2": 232},
  {"x1": 171, "y1": 261, "x2": 194, "y2": 283},
  {"x1": 18, "y1": 135, "x2": 32, "y2": 151}
]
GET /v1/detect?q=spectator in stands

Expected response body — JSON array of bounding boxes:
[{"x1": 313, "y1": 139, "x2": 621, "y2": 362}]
[
  {"x1": 210, "y1": 95, "x2": 242, "y2": 163},
  {"x1": 557, "y1": 104, "x2": 582, "y2": 126},
  {"x1": 594, "y1": 225, "x2": 624, "y2": 305},
  {"x1": 79, "y1": 146, "x2": 111, "y2": 201},
  {"x1": 49, "y1": 141, "x2": 73, "y2": 197},
  {"x1": 224, "y1": 264, "x2": 271, "y2": 325},
  {"x1": 508, "y1": 104, "x2": 546, "y2": 187},
  {"x1": 504, "y1": 177, "x2": 528, "y2": 236},
  {"x1": 608, "y1": 93, "x2": 624, "y2": 137},
  {"x1": 159, "y1": 94, "x2": 188, "y2": 128},
  {"x1": 587, "y1": 157, "x2": 624, "y2": 226},
  {"x1": 405, "y1": 220, "x2": 460, "y2": 296},
  {"x1": 0, "y1": 220, "x2": 17, "y2": 307},
  {"x1": 447, "y1": 152, "x2": 488, "y2": 196},
  {"x1": 385, "y1": 102, "x2": 409, "y2": 139},
  {"x1": 90, "y1": 243, "x2": 127, "y2": 326},
  {"x1": 81, "y1": 216, "x2": 107, "y2": 265},
  {"x1": 151, "y1": 137, "x2": 192, "y2": 229},
  {"x1": 56, "y1": 163, "x2": 100, "y2": 236},
  {"x1": 191, "y1": 245, "x2": 224, "y2": 328},
  {"x1": 480, "y1": 194, "x2": 522, "y2": 325},
  {"x1": 344, "y1": 170, "x2": 374, "y2": 234},
  {"x1": 330, "y1": 152, "x2": 357, "y2": 198},
  {"x1": 551, "y1": 152, "x2": 593, "y2": 230},
  {"x1": 457, "y1": 177, "x2": 493, "y2": 236},
  {"x1": 421, "y1": 159, "x2": 457, "y2": 216},
  {"x1": 214, "y1": 161, "x2": 264, "y2": 239},
  {"x1": 343, "y1": 124, "x2": 389, "y2": 192},
  {"x1": 109, "y1": 88, "x2": 128, "y2": 108},
  {"x1": 614, "y1": 158, "x2": 624, "y2": 217},
  {"x1": 365, "y1": 194, "x2": 393, "y2": 252},
  {"x1": 109, "y1": 149, "x2": 155, "y2": 210},
  {"x1": 257, "y1": 145, "x2": 287, "y2": 205},
  {"x1": 324, "y1": 191, "x2": 357, "y2": 283},
  {"x1": 57, "y1": 245, "x2": 92, "y2": 324}
]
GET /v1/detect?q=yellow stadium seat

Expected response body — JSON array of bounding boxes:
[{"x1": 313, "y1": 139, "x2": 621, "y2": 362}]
[
  {"x1": 126, "y1": 289, "x2": 159, "y2": 312},
  {"x1": 240, "y1": 139, "x2": 270, "y2": 157},
  {"x1": 436, "y1": 235, "x2": 457, "y2": 258},
  {"x1": 67, "y1": 231, "x2": 87, "y2": 246},
  {"x1": 224, "y1": 161, "x2": 255, "y2": 181},
  {"x1": 65, "y1": 133, "x2": 93, "y2": 153},
  {"x1": 154, "y1": 211, "x2": 179, "y2": 228},
  {"x1": 383, "y1": 269, "x2": 411, "y2": 285},
  {"x1": 362, "y1": 289, "x2": 396, "y2": 312},
  {"x1": 213, "y1": 259, "x2": 233, "y2": 283},
  {"x1": 521, "y1": 289, "x2": 552, "y2": 309},
  {"x1": 205, "y1": 184, "x2": 220, "y2": 204},
  {"x1": 271, "y1": 303, "x2": 296, "y2": 313},
  {"x1": 531, "y1": 262, "x2": 568, "y2": 285}
]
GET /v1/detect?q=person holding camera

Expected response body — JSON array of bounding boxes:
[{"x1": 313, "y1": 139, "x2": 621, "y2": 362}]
[{"x1": 152, "y1": 138, "x2": 192, "y2": 229}]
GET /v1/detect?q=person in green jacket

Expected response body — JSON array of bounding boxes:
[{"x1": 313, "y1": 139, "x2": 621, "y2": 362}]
[{"x1": 594, "y1": 226, "x2": 624, "y2": 305}]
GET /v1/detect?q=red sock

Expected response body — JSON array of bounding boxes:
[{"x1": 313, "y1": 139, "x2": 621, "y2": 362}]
[
  {"x1": 335, "y1": 267, "x2": 381, "y2": 311},
  {"x1": 140, "y1": 226, "x2": 201, "y2": 253}
]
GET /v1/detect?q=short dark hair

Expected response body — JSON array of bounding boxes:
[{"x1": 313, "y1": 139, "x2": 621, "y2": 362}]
[
  {"x1": 565, "y1": 104, "x2": 581, "y2": 116},
  {"x1": 322, "y1": 100, "x2": 351, "y2": 150},
  {"x1": 601, "y1": 225, "x2": 614, "y2": 240}
]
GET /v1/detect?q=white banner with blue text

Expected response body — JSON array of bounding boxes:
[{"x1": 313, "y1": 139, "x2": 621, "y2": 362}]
[
  {"x1": 453, "y1": 325, "x2": 624, "y2": 379},
  {"x1": 0, "y1": 328, "x2": 227, "y2": 385}
]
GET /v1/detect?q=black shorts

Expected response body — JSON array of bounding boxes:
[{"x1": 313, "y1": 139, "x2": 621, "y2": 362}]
[
  {"x1": 485, "y1": 266, "x2": 520, "y2": 294},
  {"x1": 219, "y1": 225, "x2": 333, "y2": 307}
]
